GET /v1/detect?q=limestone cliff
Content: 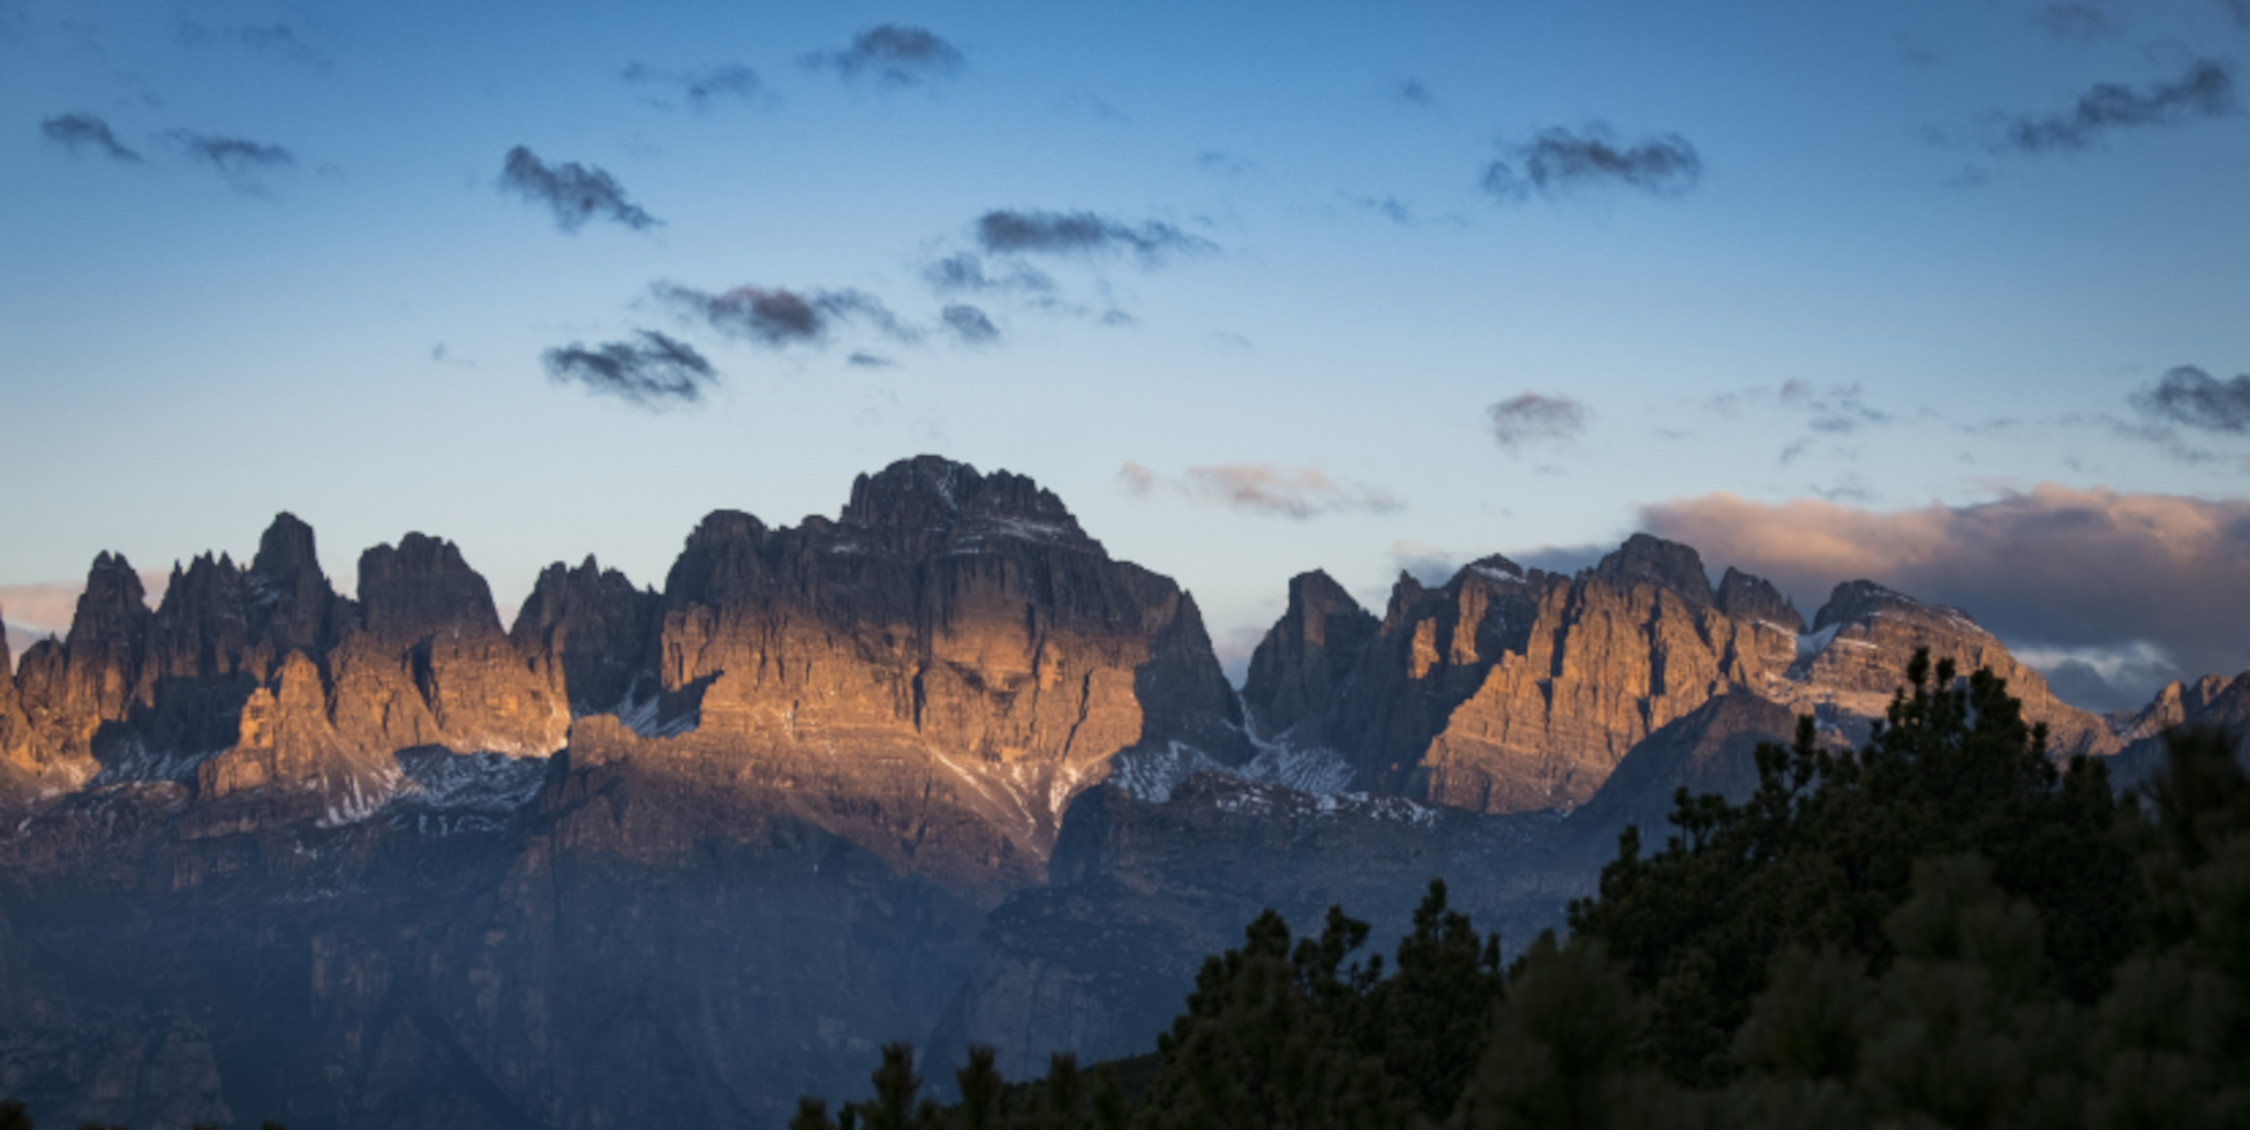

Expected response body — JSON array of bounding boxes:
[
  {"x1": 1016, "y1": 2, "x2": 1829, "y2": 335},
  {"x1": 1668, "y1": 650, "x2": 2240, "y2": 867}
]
[
  {"x1": 595, "y1": 455, "x2": 1247, "y2": 878},
  {"x1": 510, "y1": 556, "x2": 659, "y2": 715},
  {"x1": 1773, "y1": 581, "x2": 2120, "y2": 757},
  {"x1": 196, "y1": 651, "x2": 401, "y2": 824},
  {"x1": 1244, "y1": 539, "x2": 1791, "y2": 814},
  {"x1": 324, "y1": 533, "x2": 569, "y2": 762},
  {"x1": 1241, "y1": 539, "x2": 2121, "y2": 816},
  {"x1": 5, "y1": 553, "x2": 153, "y2": 796},
  {"x1": 0, "y1": 604, "x2": 33, "y2": 798},
  {"x1": 1240, "y1": 570, "x2": 1378, "y2": 745}
]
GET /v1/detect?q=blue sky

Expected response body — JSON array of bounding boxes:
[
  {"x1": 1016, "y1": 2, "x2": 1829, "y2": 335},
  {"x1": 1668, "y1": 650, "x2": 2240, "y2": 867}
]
[{"x1": 5, "y1": 0, "x2": 2249, "y2": 708}]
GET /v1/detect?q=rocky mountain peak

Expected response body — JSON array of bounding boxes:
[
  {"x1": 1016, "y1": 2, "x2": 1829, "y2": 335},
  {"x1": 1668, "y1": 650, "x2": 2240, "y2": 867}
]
[
  {"x1": 250, "y1": 512, "x2": 321, "y2": 583},
  {"x1": 356, "y1": 533, "x2": 504, "y2": 643},
  {"x1": 663, "y1": 510, "x2": 773, "y2": 608},
  {"x1": 841, "y1": 456, "x2": 1089, "y2": 552},
  {"x1": 158, "y1": 552, "x2": 242, "y2": 614},
  {"x1": 1242, "y1": 570, "x2": 1378, "y2": 738},
  {"x1": 1715, "y1": 567, "x2": 1805, "y2": 632},
  {"x1": 512, "y1": 556, "x2": 657, "y2": 714},
  {"x1": 1810, "y1": 579, "x2": 1977, "y2": 635},
  {"x1": 1459, "y1": 554, "x2": 1527, "y2": 584},
  {"x1": 1381, "y1": 572, "x2": 1430, "y2": 629},
  {"x1": 70, "y1": 552, "x2": 152, "y2": 646},
  {"x1": 238, "y1": 513, "x2": 343, "y2": 659},
  {"x1": 1593, "y1": 534, "x2": 1712, "y2": 605}
]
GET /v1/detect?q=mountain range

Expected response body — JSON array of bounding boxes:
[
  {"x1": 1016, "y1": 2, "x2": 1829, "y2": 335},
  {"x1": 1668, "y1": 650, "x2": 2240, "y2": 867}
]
[{"x1": 1, "y1": 455, "x2": 2242, "y2": 1128}]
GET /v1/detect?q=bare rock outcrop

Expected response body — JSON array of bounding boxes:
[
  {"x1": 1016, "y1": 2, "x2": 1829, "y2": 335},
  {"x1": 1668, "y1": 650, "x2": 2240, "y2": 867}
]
[
  {"x1": 1240, "y1": 538, "x2": 2138, "y2": 817},
  {"x1": 324, "y1": 533, "x2": 569, "y2": 761},
  {"x1": 605, "y1": 456, "x2": 1247, "y2": 873},
  {"x1": 1775, "y1": 581, "x2": 2119, "y2": 757},
  {"x1": 1240, "y1": 570, "x2": 1378, "y2": 744},
  {"x1": 6, "y1": 553, "x2": 153, "y2": 795},
  {"x1": 195, "y1": 651, "x2": 400, "y2": 821},
  {"x1": 1246, "y1": 539, "x2": 1793, "y2": 815},
  {"x1": 510, "y1": 557, "x2": 659, "y2": 715},
  {"x1": 0, "y1": 605, "x2": 34, "y2": 799}
]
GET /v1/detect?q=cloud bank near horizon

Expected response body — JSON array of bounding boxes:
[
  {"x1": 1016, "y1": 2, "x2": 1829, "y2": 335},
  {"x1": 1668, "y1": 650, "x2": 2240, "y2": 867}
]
[{"x1": 1638, "y1": 484, "x2": 2250, "y2": 708}]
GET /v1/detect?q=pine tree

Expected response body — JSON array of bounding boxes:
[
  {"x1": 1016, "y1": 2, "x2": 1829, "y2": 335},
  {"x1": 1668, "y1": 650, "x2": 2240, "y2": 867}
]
[
  {"x1": 1135, "y1": 908, "x2": 1412, "y2": 1129},
  {"x1": 1570, "y1": 651, "x2": 2143, "y2": 1083}
]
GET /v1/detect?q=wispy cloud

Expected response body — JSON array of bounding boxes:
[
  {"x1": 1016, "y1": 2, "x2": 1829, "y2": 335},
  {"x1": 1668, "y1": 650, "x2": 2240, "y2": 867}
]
[
  {"x1": 176, "y1": 20, "x2": 329, "y2": 70},
  {"x1": 1782, "y1": 379, "x2": 1889, "y2": 434},
  {"x1": 1488, "y1": 392, "x2": 1592, "y2": 452},
  {"x1": 2131, "y1": 365, "x2": 2250, "y2": 434},
  {"x1": 940, "y1": 304, "x2": 999, "y2": 344},
  {"x1": 1639, "y1": 485, "x2": 2250, "y2": 706},
  {"x1": 1120, "y1": 462, "x2": 1404, "y2": 519},
  {"x1": 975, "y1": 209, "x2": 1216, "y2": 262},
  {"x1": 40, "y1": 113, "x2": 140, "y2": 162},
  {"x1": 922, "y1": 252, "x2": 1055, "y2": 295},
  {"x1": 499, "y1": 146, "x2": 658, "y2": 232},
  {"x1": 1396, "y1": 78, "x2": 1434, "y2": 106},
  {"x1": 164, "y1": 130, "x2": 296, "y2": 192},
  {"x1": 1348, "y1": 194, "x2": 1464, "y2": 228},
  {"x1": 1701, "y1": 380, "x2": 1890, "y2": 464},
  {"x1": 622, "y1": 62, "x2": 767, "y2": 111},
  {"x1": 1194, "y1": 149, "x2": 1255, "y2": 176},
  {"x1": 1988, "y1": 59, "x2": 2234, "y2": 154},
  {"x1": 2037, "y1": 2, "x2": 2122, "y2": 41},
  {"x1": 801, "y1": 25, "x2": 963, "y2": 87},
  {"x1": 653, "y1": 281, "x2": 917, "y2": 347},
  {"x1": 1483, "y1": 124, "x2": 1703, "y2": 200},
  {"x1": 541, "y1": 331, "x2": 717, "y2": 408}
]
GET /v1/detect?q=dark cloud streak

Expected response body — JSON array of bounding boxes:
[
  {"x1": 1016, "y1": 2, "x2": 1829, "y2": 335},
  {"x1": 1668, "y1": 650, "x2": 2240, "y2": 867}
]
[
  {"x1": 1488, "y1": 392, "x2": 1592, "y2": 451},
  {"x1": 1483, "y1": 125, "x2": 1702, "y2": 200},
  {"x1": 801, "y1": 25, "x2": 963, "y2": 86},
  {"x1": 40, "y1": 113, "x2": 140, "y2": 162},
  {"x1": 922, "y1": 252, "x2": 1055, "y2": 295},
  {"x1": 499, "y1": 146, "x2": 658, "y2": 232},
  {"x1": 941, "y1": 304, "x2": 999, "y2": 344},
  {"x1": 541, "y1": 331, "x2": 717, "y2": 407},
  {"x1": 653, "y1": 281, "x2": 917, "y2": 347},
  {"x1": 166, "y1": 131, "x2": 296, "y2": 191},
  {"x1": 1991, "y1": 60, "x2": 2234, "y2": 153},
  {"x1": 622, "y1": 62, "x2": 765, "y2": 110},
  {"x1": 2133, "y1": 366, "x2": 2250, "y2": 434},
  {"x1": 975, "y1": 209, "x2": 1215, "y2": 261}
]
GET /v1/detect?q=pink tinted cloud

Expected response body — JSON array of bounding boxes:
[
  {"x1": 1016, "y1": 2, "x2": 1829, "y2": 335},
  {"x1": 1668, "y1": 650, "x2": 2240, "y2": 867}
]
[
  {"x1": 1640, "y1": 484, "x2": 2250, "y2": 690},
  {"x1": 1119, "y1": 462, "x2": 1404, "y2": 519}
]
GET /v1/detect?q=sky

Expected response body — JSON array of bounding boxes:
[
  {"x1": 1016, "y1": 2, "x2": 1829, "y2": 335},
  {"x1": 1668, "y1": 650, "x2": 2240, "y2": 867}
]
[{"x1": 4, "y1": 0, "x2": 2249, "y2": 711}]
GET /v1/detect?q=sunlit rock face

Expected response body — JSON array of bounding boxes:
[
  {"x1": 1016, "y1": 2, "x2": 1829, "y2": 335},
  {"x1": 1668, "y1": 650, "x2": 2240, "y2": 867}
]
[
  {"x1": 1241, "y1": 569, "x2": 1379, "y2": 747},
  {"x1": 510, "y1": 555, "x2": 660, "y2": 716},
  {"x1": 0, "y1": 454, "x2": 2237, "y2": 1129},
  {"x1": 1769, "y1": 580, "x2": 2120, "y2": 757},
  {"x1": 0, "y1": 455, "x2": 1245, "y2": 869},
  {"x1": 0, "y1": 516, "x2": 571, "y2": 817},
  {"x1": 1237, "y1": 537, "x2": 1785, "y2": 814},
  {"x1": 0, "y1": 456, "x2": 1262, "y2": 1129},
  {"x1": 577, "y1": 454, "x2": 1248, "y2": 885},
  {"x1": 1238, "y1": 537, "x2": 2124, "y2": 816}
]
